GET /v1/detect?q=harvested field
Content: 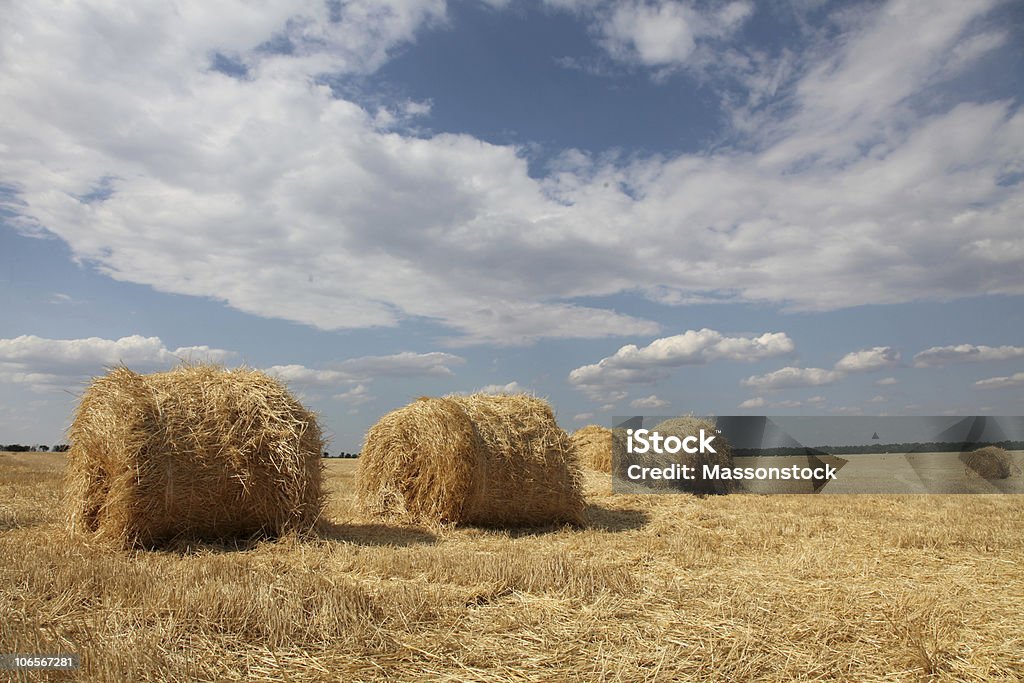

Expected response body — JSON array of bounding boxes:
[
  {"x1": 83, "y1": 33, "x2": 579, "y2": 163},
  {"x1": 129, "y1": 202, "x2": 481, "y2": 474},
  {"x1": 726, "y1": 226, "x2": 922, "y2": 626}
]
[{"x1": 2, "y1": 450, "x2": 1023, "y2": 681}]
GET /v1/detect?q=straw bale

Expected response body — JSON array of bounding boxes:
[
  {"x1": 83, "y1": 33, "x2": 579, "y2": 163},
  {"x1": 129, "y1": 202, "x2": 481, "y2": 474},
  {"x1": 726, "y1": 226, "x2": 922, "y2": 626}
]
[
  {"x1": 572, "y1": 425, "x2": 613, "y2": 473},
  {"x1": 65, "y1": 364, "x2": 325, "y2": 548},
  {"x1": 356, "y1": 394, "x2": 585, "y2": 527},
  {"x1": 962, "y1": 446, "x2": 1017, "y2": 480}
]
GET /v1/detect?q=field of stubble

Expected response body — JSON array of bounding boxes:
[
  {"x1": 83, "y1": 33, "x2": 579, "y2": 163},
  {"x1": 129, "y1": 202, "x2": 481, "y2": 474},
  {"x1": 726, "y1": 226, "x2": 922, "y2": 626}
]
[{"x1": 1, "y1": 450, "x2": 1022, "y2": 682}]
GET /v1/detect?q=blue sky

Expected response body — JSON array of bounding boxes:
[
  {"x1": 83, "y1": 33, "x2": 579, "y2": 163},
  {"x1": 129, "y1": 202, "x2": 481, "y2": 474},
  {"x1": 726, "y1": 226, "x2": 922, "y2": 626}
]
[{"x1": 2, "y1": 0, "x2": 1023, "y2": 451}]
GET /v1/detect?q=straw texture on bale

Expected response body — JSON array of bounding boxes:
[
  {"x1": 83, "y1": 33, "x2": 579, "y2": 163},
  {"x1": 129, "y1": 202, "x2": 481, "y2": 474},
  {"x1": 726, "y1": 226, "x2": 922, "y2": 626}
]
[
  {"x1": 572, "y1": 425, "x2": 613, "y2": 473},
  {"x1": 356, "y1": 394, "x2": 585, "y2": 527},
  {"x1": 962, "y1": 446, "x2": 1017, "y2": 480},
  {"x1": 614, "y1": 416, "x2": 739, "y2": 494},
  {"x1": 65, "y1": 364, "x2": 325, "y2": 548}
]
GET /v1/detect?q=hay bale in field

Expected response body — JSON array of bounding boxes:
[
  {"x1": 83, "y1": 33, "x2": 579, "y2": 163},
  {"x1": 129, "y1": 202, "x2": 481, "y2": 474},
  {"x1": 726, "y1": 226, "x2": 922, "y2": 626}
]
[
  {"x1": 962, "y1": 446, "x2": 1017, "y2": 480},
  {"x1": 572, "y1": 424, "x2": 613, "y2": 473},
  {"x1": 614, "y1": 416, "x2": 739, "y2": 494},
  {"x1": 356, "y1": 393, "x2": 585, "y2": 527},
  {"x1": 65, "y1": 364, "x2": 325, "y2": 548}
]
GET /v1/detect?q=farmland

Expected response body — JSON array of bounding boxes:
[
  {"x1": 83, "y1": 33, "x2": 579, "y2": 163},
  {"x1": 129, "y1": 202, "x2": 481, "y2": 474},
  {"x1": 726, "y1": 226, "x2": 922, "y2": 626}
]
[{"x1": 2, "y1": 450, "x2": 1023, "y2": 681}]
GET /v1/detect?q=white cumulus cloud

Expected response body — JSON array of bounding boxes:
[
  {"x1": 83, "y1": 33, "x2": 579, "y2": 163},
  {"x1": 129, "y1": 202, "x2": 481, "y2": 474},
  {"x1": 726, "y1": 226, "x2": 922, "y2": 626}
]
[
  {"x1": 266, "y1": 351, "x2": 464, "y2": 389},
  {"x1": 333, "y1": 384, "x2": 374, "y2": 406},
  {"x1": 1, "y1": 0, "x2": 1020, "y2": 347},
  {"x1": 834, "y1": 347, "x2": 901, "y2": 373},
  {"x1": 913, "y1": 344, "x2": 1024, "y2": 368},
  {"x1": 334, "y1": 351, "x2": 465, "y2": 378},
  {"x1": 264, "y1": 365, "x2": 352, "y2": 386},
  {"x1": 974, "y1": 372, "x2": 1024, "y2": 390},
  {"x1": 477, "y1": 381, "x2": 527, "y2": 395},
  {"x1": 741, "y1": 367, "x2": 843, "y2": 391},
  {"x1": 0, "y1": 334, "x2": 236, "y2": 391},
  {"x1": 745, "y1": 345, "x2": 902, "y2": 393},
  {"x1": 630, "y1": 394, "x2": 669, "y2": 409},
  {"x1": 564, "y1": 0, "x2": 753, "y2": 70},
  {"x1": 568, "y1": 328, "x2": 794, "y2": 396}
]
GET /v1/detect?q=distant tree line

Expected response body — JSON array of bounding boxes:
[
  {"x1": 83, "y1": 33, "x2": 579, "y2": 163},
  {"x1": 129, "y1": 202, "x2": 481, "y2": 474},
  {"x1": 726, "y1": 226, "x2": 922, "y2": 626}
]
[
  {"x1": 2, "y1": 443, "x2": 69, "y2": 452},
  {"x1": 734, "y1": 440, "x2": 1024, "y2": 457},
  {"x1": 5, "y1": 443, "x2": 357, "y2": 456}
]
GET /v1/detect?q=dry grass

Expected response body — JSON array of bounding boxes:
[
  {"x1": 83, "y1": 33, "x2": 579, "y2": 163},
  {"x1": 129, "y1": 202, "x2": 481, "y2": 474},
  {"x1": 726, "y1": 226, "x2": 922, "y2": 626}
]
[
  {"x1": 571, "y1": 425, "x2": 612, "y2": 473},
  {"x1": 2, "y1": 449, "x2": 1024, "y2": 681},
  {"x1": 65, "y1": 364, "x2": 324, "y2": 548},
  {"x1": 357, "y1": 394, "x2": 584, "y2": 527}
]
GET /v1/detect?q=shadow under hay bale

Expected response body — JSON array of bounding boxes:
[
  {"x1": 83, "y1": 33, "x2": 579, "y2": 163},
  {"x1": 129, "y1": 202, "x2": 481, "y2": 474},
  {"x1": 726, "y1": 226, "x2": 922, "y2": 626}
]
[
  {"x1": 613, "y1": 416, "x2": 740, "y2": 495},
  {"x1": 583, "y1": 504, "x2": 650, "y2": 532},
  {"x1": 65, "y1": 364, "x2": 325, "y2": 549},
  {"x1": 315, "y1": 521, "x2": 438, "y2": 547},
  {"x1": 356, "y1": 394, "x2": 585, "y2": 527},
  {"x1": 572, "y1": 424, "x2": 612, "y2": 473},
  {"x1": 961, "y1": 446, "x2": 1018, "y2": 480}
]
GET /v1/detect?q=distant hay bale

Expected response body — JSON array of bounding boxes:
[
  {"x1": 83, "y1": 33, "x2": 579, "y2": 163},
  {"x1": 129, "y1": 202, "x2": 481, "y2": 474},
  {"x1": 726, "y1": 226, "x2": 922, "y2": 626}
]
[
  {"x1": 614, "y1": 416, "x2": 739, "y2": 494},
  {"x1": 572, "y1": 425, "x2": 613, "y2": 473},
  {"x1": 962, "y1": 446, "x2": 1016, "y2": 480},
  {"x1": 356, "y1": 394, "x2": 585, "y2": 527},
  {"x1": 65, "y1": 364, "x2": 325, "y2": 548}
]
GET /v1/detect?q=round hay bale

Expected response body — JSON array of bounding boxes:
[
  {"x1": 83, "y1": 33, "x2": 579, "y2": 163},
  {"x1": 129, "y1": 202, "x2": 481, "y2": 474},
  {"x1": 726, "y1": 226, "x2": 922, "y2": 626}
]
[
  {"x1": 614, "y1": 416, "x2": 739, "y2": 494},
  {"x1": 963, "y1": 446, "x2": 1016, "y2": 479},
  {"x1": 65, "y1": 364, "x2": 325, "y2": 548},
  {"x1": 356, "y1": 394, "x2": 585, "y2": 527},
  {"x1": 572, "y1": 424, "x2": 613, "y2": 473}
]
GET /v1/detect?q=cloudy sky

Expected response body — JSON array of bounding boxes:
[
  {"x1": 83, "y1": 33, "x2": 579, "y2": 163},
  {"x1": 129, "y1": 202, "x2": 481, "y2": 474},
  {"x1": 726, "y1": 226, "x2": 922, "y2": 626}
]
[{"x1": 2, "y1": 0, "x2": 1023, "y2": 450}]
